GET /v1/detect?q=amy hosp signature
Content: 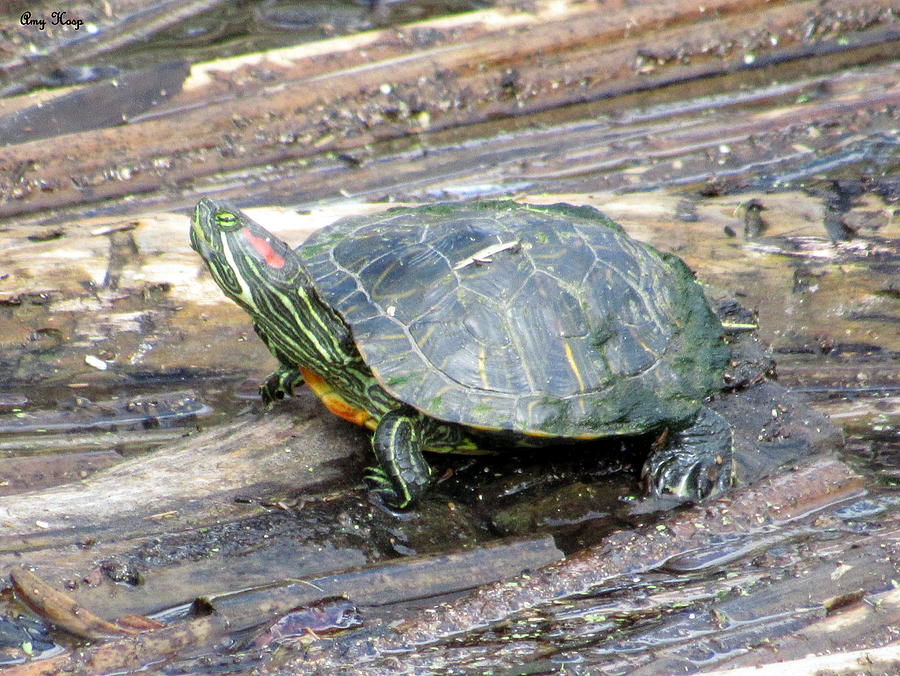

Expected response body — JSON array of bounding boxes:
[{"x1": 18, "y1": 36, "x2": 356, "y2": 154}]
[{"x1": 21, "y1": 11, "x2": 85, "y2": 31}]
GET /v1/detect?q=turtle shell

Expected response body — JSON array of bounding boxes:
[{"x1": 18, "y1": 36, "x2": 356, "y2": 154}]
[{"x1": 299, "y1": 201, "x2": 728, "y2": 438}]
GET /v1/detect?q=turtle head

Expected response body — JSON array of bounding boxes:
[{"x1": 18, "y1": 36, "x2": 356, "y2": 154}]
[
  {"x1": 191, "y1": 197, "x2": 305, "y2": 315},
  {"x1": 191, "y1": 197, "x2": 351, "y2": 370}
]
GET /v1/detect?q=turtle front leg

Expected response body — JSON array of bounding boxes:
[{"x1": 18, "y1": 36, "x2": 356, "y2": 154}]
[
  {"x1": 642, "y1": 406, "x2": 734, "y2": 501},
  {"x1": 369, "y1": 406, "x2": 432, "y2": 508},
  {"x1": 260, "y1": 365, "x2": 304, "y2": 407}
]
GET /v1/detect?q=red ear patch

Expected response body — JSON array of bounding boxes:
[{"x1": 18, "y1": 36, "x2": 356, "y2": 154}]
[{"x1": 242, "y1": 229, "x2": 285, "y2": 268}]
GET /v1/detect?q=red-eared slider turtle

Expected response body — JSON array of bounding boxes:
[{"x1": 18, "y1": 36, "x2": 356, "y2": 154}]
[{"x1": 191, "y1": 199, "x2": 733, "y2": 507}]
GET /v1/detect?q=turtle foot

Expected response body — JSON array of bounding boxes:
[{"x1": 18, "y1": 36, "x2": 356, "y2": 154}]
[
  {"x1": 363, "y1": 466, "x2": 420, "y2": 510},
  {"x1": 370, "y1": 408, "x2": 433, "y2": 509},
  {"x1": 642, "y1": 407, "x2": 734, "y2": 501},
  {"x1": 259, "y1": 367, "x2": 304, "y2": 407}
]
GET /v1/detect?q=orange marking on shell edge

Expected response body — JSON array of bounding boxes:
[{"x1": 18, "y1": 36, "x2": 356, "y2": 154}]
[
  {"x1": 300, "y1": 368, "x2": 376, "y2": 430},
  {"x1": 242, "y1": 229, "x2": 285, "y2": 269}
]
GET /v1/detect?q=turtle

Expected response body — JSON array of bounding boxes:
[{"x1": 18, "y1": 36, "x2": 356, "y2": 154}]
[{"x1": 190, "y1": 198, "x2": 734, "y2": 508}]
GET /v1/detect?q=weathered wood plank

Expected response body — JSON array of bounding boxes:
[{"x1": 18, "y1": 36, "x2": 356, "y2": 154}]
[
  {"x1": 0, "y1": 396, "x2": 364, "y2": 553},
  {"x1": 0, "y1": 0, "x2": 225, "y2": 94},
  {"x1": 1, "y1": 190, "x2": 894, "y2": 392},
  {"x1": 265, "y1": 455, "x2": 884, "y2": 673},
  {"x1": 0, "y1": 0, "x2": 895, "y2": 218}
]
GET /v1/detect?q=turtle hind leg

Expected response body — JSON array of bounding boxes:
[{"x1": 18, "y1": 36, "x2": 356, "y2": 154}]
[
  {"x1": 642, "y1": 406, "x2": 734, "y2": 501},
  {"x1": 369, "y1": 406, "x2": 433, "y2": 508}
]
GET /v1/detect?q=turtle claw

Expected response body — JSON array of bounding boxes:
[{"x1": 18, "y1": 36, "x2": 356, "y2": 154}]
[
  {"x1": 259, "y1": 378, "x2": 284, "y2": 408},
  {"x1": 643, "y1": 450, "x2": 730, "y2": 500},
  {"x1": 367, "y1": 487, "x2": 412, "y2": 514},
  {"x1": 259, "y1": 368, "x2": 303, "y2": 407},
  {"x1": 364, "y1": 468, "x2": 410, "y2": 509},
  {"x1": 642, "y1": 407, "x2": 734, "y2": 501}
]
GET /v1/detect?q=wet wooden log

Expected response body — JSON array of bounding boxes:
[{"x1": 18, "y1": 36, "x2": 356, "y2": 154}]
[
  {"x1": 2, "y1": 611, "x2": 230, "y2": 676},
  {"x1": 705, "y1": 587, "x2": 900, "y2": 674},
  {"x1": 5, "y1": 536, "x2": 562, "y2": 676},
  {"x1": 0, "y1": 451, "x2": 121, "y2": 496},
  {"x1": 306, "y1": 502, "x2": 895, "y2": 675},
  {"x1": 379, "y1": 456, "x2": 866, "y2": 646},
  {"x1": 705, "y1": 644, "x2": 900, "y2": 676},
  {"x1": 0, "y1": 0, "x2": 895, "y2": 219},
  {"x1": 0, "y1": 396, "x2": 364, "y2": 556},
  {"x1": 203, "y1": 537, "x2": 563, "y2": 629},
  {"x1": 263, "y1": 454, "x2": 893, "y2": 674},
  {"x1": 626, "y1": 539, "x2": 900, "y2": 674},
  {"x1": 0, "y1": 0, "x2": 225, "y2": 95},
  {"x1": 10, "y1": 567, "x2": 148, "y2": 640}
]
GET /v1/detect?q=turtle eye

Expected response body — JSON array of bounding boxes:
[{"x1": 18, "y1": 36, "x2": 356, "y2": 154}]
[{"x1": 215, "y1": 210, "x2": 241, "y2": 231}]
